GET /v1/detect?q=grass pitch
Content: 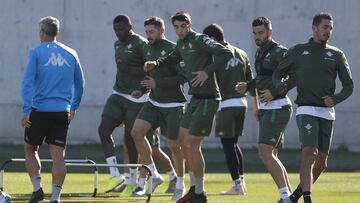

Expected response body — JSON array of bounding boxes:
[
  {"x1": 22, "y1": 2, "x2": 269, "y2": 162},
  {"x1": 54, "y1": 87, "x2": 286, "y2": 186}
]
[{"x1": 2, "y1": 172, "x2": 360, "y2": 203}]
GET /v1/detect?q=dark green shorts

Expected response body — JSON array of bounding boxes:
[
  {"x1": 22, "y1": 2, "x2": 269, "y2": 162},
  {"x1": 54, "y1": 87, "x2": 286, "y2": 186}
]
[
  {"x1": 180, "y1": 97, "x2": 219, "y2": 137},
  {"x1": 258, "y1": 107, "x2": 292, "y2": 148},
  {"x1": 215, "y1": 107, "x2": 246, "y2": 138},
  {"x1": 296, "y1": 114, "x2": 333, "y2": 154},
  {"x1": 137, "y1": 102, "x2": 183, "y2": 140},
  {"x1": 102, "y1": 94, "x2": 143, "y2": 128}
]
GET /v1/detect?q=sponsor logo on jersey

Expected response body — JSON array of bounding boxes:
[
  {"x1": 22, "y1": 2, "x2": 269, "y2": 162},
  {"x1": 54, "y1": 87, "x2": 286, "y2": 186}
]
[
  {"x1": 226, "y1": 57, "x2": 243, "y2": 70},
  {"x1": 301, "y1": 51, "x2": 310, "y2": 55},
  {"x1": 44, "y1": 53, "x2": 70, "y2": 67},
  {"x1": 203, "y1": 37, "x2": 216, "y2": 47}
]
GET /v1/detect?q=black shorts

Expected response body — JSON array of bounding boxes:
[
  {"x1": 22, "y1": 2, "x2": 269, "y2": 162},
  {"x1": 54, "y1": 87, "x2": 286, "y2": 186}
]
[{"x1": 24, "y1": 110, "x2": 69, "y2": 148}]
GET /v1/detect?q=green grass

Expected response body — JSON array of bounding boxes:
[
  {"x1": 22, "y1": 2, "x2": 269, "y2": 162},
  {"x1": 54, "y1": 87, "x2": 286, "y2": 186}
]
[
  {"x1": 2, "y1": 172, "x2": 360, "y2": 203},
  {"x1": 1, "y1": 144, "x2": 360, "y2": 173}
]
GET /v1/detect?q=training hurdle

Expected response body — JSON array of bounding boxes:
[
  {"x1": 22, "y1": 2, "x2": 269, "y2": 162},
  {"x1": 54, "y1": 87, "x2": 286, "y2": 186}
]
[{"x1": 0, "y1": 159, "x2": 153, "y2": 202}]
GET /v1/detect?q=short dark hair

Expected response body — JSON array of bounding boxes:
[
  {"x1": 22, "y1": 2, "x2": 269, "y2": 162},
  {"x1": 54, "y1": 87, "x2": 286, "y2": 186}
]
[
  {"x1": 144, "y1": 16, "x2": 165, "y2": 30},
  {"x1": 312, "y1": 12, "x2": 333, "y2": 26},
  {"x1": 203, "y1": 24, "x2": 224, "y2": 42},
  {"x1": 171, "y1": 11, "x2": 191, "y2": 24},
  {"x1": 39, "y1": 16, "x2": 60, "y2": 37},
  {"x1": 252, "y1": 16, "x2": 272, "y2": 30},
  {"x1": 113, "y1": 14, "x2": 132, "y2": 26}
]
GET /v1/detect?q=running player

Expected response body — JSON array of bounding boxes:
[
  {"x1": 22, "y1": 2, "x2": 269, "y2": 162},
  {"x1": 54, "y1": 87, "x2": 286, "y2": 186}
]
[
  {"x1": 236, "y1": 17, "x2": 294, "y2": 203},
  {"x1": 97, "y1": 14, "x2": 148, "y2": 195},
  {"x1": 202, "y1": 23, "x2": 256, "y2": 196},
  {"x1": 272, "y1": 13, "x2": 353, "y2": 203},
  {"x1": 144, "y1": 11, "x2": 232, "y2": 203},
  {"x1": 131, "y1": 16, "x2": 187, "y2": 201}
]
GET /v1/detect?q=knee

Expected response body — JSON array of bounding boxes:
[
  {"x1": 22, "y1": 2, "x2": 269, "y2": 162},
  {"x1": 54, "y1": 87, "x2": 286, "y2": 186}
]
[
  {"x1": 316, "y1": 154, "x2": 328, "y2": 171},
  {"x1": 318, "y1": 161, "x2": 327, "y2": 172},
  {"x1": 130, "y1": 128, "x2": 141, "y2": 141},
  {"x1": 24, "y1": 144, "x2": 37, "y2": 155},
  {"x1": 168, "y1": 141, "x2": 180, "y2": 152},
  {"x1": 302, "y1": 148, "x2": 319, "y2": 164},
  {"x1": 98, "y1": 123, "x2": 109, "y2": 138},
  {"x1": 258, "y1": 146, "x2": 272, "y2": 163}
]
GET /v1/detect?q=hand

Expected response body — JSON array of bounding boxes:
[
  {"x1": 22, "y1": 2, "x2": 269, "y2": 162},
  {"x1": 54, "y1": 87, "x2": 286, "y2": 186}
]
[
  {"x1": 68, "y1": 110, "x2": 76, "y2": 123},
  {"x1": 259, "y1": 89, "x2": 274, "y2": 103},
  {"x1": 191, "y1": 71, "x2": 208, "y2": 87},
  {"x1": 322, "y1": 96, "x2": 335, "y2": 107},
  {"x1": 144, "y1": 61, "x2": 157, "y2": 72},
  {"x1": 235, "y1": 82, "x2": 247, "y2": 94},
  {"x1": 131, "y1": 90, "x2": 143, "y2": 99},
  {"x1": 253, "y1": 108, "x2": 259, "y2": 122},
  {"x1": 116, "y1": 58, "x2": 125, "y2": 71},
  {"x1": 141, "y1": 76, "x2": 156, "y2": 89},
  {"x1": 21, "y1": 116, "x2": 31, "y2": 128}
]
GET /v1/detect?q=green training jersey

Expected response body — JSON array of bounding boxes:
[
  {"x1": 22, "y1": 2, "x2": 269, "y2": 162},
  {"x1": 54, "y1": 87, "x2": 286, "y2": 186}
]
[
  {"x1": 156, "y1": 30, "x2": 233, "y2": 98},
  {"x1": 113, "y1": 31, "x2": 147, "y2": 94},
  {"x1": 247, "y1": 40, "x2": 292, "y2": 98},
  {"x1": 143, "y1": 39, "x2": 187, "y2": 103},
  {"x1": 273, "y1": 38, "x2": 353, "y2": 106},
  {"x1": 216, "y1": 42, "x2": 255, "y2": 100}
]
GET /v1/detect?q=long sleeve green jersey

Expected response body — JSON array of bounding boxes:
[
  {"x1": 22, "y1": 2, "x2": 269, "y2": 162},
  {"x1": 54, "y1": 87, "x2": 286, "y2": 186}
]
[
  {"x1": 247, "y1": 40, "x2": 293, "y2": 99},
  {"x1": 156, "y1": 30, "x2": 233, "y2": 98},
  {"x1": 216, "y1": 42, "x2": 255, "y2": 100},
  {"x1": 143, "y1": 39, "x2": 187, "y2": 103},
  {"x1": 113, "y1": 31, "x2": 147, "y2": 94},
  {"x1": 273, "y1": 38, "x2": 354, "y2": 106}
]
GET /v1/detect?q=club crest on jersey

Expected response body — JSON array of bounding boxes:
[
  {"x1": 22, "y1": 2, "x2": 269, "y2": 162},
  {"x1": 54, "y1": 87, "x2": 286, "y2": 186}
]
[
  {"x1": 324, "y1": 51, "x2": 336, "y2": 61},
  {"x1": 302, "y1": 51, "x2": 310, "y2": 55},
  {"x1": 188, "y1": 43, "x2": 192, "y2": 49},
  {"x1": 44, "y1": 53, "x2": 70, "y2": 67},
  {"x1": 147, "y1": 51, "x2": 151, "y2": 56},
  {"x1": 161, "y1": 50, "x2": 166, "y2": 56},
  {"x1": 326, "y1": 51, "x2": 333, "y2": 57},
  {"x1": 305, "y1": 123, "x2": 312, "y2": 134},
  {"x1": 127, "y1": 44, "x2": 133, "y2": 49}
]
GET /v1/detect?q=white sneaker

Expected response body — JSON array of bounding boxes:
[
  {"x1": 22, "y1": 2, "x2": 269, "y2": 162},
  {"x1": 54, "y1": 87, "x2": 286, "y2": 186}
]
[
  {"x1": 151, "y1": 176, "x2": 164, "y2": 192},
  {"x1": 0, "y1": 191, "x2": 11, "y2": 203},
  {"x1": 171, "y1": 188, "x2": 185, "y2": 201},
  {"x1": 105, "y1": 176, "x2": 124, "y2": 193},
  {"x1": 132, "y1": 186, "x2": 146, "y2": 197}
]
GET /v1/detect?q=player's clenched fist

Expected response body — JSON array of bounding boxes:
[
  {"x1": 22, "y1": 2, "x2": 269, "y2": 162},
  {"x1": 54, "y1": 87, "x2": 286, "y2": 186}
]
[
  {"x1": 144, "y1": 61, "x2": 157, "y2": 72},
  {"x1": 235, "y1": 82, "x2": 247, "y2": 94}
]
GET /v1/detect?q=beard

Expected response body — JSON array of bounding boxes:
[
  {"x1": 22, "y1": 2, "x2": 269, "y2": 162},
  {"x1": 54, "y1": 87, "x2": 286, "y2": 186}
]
[
  {"x1": 319, "y1": 34, "x2": 330, "y2": 44},
  {"x1": 255, "y1": 39, "x2": 269, "y2": 47}
]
